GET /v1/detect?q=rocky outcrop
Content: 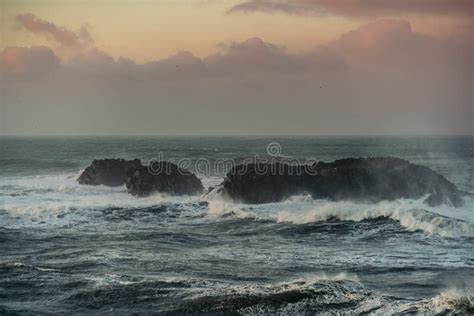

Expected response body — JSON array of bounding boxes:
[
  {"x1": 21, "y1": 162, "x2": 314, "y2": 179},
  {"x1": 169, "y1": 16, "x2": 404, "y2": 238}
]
[
  {"x1": 79, "y1": 158, "x2": 204, "y2": 197},
  {"x1": 125, "y1": 161, "x2": 203, "y2": 197},
  {"x1": 222, "y1": 157, "x2": 465, "y2": 207},
  {"x1": 77, "y1": 159, "x2": 142, "y2": 186}
]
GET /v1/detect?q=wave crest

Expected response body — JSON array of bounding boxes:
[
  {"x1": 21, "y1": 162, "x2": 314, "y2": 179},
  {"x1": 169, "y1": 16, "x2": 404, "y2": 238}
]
[
  {"x1": 275, "y1": 199, "x2": 474, "y2": 237},
  {"x1": 430, "y1": 289, "x2": 474, "y2": 314},
  {"x1": 204, "y1": 196, "x2": 474, "y2": 237}
]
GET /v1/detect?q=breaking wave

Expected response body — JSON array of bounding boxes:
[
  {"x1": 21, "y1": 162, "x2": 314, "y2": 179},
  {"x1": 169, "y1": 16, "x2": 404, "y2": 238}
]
[
  {"x1": 58, "y1": 273, "x2": 473, "y2": 315},
  {"x1": 206, "y1": 196, "x2": 474, "y2": 238},
  {"x1": 381, "y1": 289, "x2": 474, "y2": 314}
]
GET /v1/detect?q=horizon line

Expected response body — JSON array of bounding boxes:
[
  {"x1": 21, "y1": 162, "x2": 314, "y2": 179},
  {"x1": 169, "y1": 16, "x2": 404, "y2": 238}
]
[{"x1": 1, "y1": 134, "x2": 473, "y2": 138}]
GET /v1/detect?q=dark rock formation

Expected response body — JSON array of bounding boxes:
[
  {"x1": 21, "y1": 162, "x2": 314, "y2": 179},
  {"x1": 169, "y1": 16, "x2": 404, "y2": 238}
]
[
  {"x1": 79, "y1": 158, "x2": 204, "y2": 197},
  {"x1": 77, "y1": 159, "x2": 142, "y2": 186},
  {"x1": 222, "y1": 157, "x2": 465, "y2": 207},
  {"x1": 125, "y1": 161, "x2": 203, "y2": 197}
]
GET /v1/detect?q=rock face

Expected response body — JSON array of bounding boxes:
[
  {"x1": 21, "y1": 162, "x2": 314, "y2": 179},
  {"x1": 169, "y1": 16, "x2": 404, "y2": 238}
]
[
  {"x1": 125, "y1": 161, "x2": 204, "y2": 197},
  {"x1": 222, "y1": 157, "x2": 465, "y2": 207},
  {"x1": 79, "y1": 159, "x2": 204, "y2": 197},
  {"x1": 77, "y1": 159, "x2": 142, "y2": 186}
]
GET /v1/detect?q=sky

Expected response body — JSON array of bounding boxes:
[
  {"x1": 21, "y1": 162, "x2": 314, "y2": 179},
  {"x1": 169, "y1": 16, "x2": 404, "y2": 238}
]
[{"x1": 1, "y1": 0, "x2": 473, "y2": 136}]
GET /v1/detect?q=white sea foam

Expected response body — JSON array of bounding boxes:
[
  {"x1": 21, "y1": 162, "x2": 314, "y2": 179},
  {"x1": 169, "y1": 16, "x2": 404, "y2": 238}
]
[
  {"x1": 273, "y1": 197, "x2": 474, "y2": 237},
  {"x1": 0, "y1": 173, "x2": 201, "y2": 227},
  {"x1": 184, "y1": 272, "x2": 362, "y2": 301},
  {"x1": 199, "y1": 175, "x2": 223, "y2": 191},
  {"x1": 207, "y1": 200, "x2": 254, "y2": 219},
  {"x1": 429, "y1": 289, "x2": 474, "y2": 313},
  {"x1": 376, "y1": 288, "x2": 474, "y2": 314},
  {"x1": 0, "y1": 262, "x2": 60, "y2": 273},
  {"x1": 281, "y1": 272, "x2": 361, "y2": 284},
  {"x1": 2, "y1": 172, "x2": 473, "y2": 237},
  {"x1": 203, "y1": 194, "x2": 474, "y2": 237}
]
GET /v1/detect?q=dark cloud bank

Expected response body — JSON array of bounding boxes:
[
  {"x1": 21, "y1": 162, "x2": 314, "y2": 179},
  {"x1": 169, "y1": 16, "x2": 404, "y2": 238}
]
[{"x1": 1, "y1": 17, "x2": 472, "y2": 136}]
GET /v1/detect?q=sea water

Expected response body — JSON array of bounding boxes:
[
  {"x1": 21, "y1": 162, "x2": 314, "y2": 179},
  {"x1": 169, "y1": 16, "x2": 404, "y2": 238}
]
[{"x1": 1, "y1": 136, "x2": 473, "y2": 314}]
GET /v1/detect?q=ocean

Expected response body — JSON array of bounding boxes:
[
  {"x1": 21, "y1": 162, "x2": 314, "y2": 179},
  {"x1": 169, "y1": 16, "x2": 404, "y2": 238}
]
[{"x1": 1, "y1": 136, "x2": 473, "y2": 314}]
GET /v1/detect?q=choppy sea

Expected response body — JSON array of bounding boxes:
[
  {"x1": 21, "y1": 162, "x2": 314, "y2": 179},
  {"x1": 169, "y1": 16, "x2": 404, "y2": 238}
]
[{"x1": 1, "y1": 136, "x2": 473, "y2": 314}]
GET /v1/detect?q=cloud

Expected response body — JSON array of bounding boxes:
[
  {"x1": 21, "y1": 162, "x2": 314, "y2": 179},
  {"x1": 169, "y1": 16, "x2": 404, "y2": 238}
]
[
  {"x1": 339, "y1": 20, "x2": 429, "y2": 66},
  {"x1": 0, "y1": 46, "x2": 60, "y2": 79},
  {"x1": 227, "y1": 1, "x2": 310, "y2": 15},
  {"x1": 1, "y1": 20, "x2": 471, "y2": 136},
  {"x1": 143, "y1": 51, "x2": 207, "y2": 79},
  {"x1": 227, "y1": 0, "x2": 474, "y2": 18},
  {"x1": 449, "y1": 23, "x2": 474, "y2": 44},
  {"x1": 337, "y1": 19, "x2": 472, "y2": 67},
  {"x1": 16, "y1": 13, "x2": 92, "y2": 49},
  {"x1": 206, "y1": 37, "x2": 303, "y2": 73},
  {"x1": 205, "y1": 37, "x2": 346, "y2": 74},
  {"x1": 1, "y1": 19, "x2": 469, "y2": 81}
]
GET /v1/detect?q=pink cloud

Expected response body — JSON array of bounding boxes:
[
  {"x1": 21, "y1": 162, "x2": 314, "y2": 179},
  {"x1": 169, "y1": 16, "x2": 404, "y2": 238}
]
[
  {"x1": 1, "y1": 19, "x2": 470, "y2": 81},
  {"x1": 0, "y1": 46, "x2": 60, "y2": 78},
  {"x1": 1, "y1": 19, "x2": 471, "y2": 136},
  {"x1": 16, "y1": 13, "x2": 92, "y2": 49},
  {"x1": 227, "y1": 0, "x2": 473, "y2": 17},
  {"x1": 337, "y1": 19, "x2": 471, "y2": 67}
]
